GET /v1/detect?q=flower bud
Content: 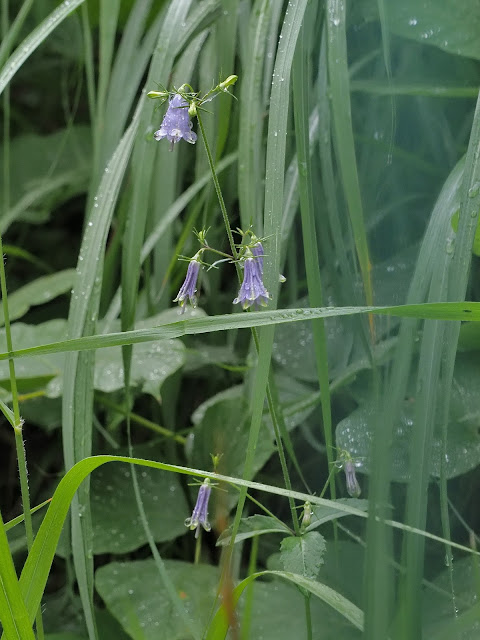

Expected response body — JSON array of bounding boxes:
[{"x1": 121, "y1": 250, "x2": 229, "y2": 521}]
[{"x1": 219, "y1": 75, "x2": 238, "y2": 91}]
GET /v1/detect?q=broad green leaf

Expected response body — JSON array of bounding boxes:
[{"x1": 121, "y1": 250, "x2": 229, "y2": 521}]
[
  {"x1": 272, "y1": 297, "x2": 352, "y2": 382},
  {"x1": 0, "y1": 316, "x2": 185, "y2": 397},
  {"x1": 91, "y1": 449, "x2": 188, "y2": 554},
  {"x1": 336, "y1": 355, "x2": 480, "y2": 481},
  {"x1": 92, "y1": 338, "x2": 184, "y2": 397},
  {"x1": 0, "y1": 128, "x2": 91, "y2": 232},
  {"x1": 0, "y1": 270, "x2": 76, "y2": 326},
  {"x1": 96, "y1": 559, "x2": 362, "y2": 640},
  {"x1": 216, "y1": 515, "x2": 291, "y2": 546},
  {"x1": 280, "y1": 532, "x2": 326, "y2": 580},
  {"x1": 423, "y1": 556, "x2": 480, "y2": 639},
  {"x1": 191, "y1": 394, "x2": 275, "y2": 487},
  {"x1": 356, "y1": 0, "x2": 480, "y2": 61},
  {"x1": 95, "y1": 560, "x2": 217, "y2": 640},
  {"x1": 0, "y1": 320, "x2": 66, "y2": 393}
]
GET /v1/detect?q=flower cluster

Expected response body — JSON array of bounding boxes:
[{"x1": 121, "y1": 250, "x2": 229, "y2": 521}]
[
  {"x1": 185, "y1": 478, "x2": 212, "y2": 538},
  {"x1": 172, "y1": 232, "x2": 275, "y2": 313},
  {"x1": 148, "y1": 81, "x2": 281, "y2": 315},
  {"x1": 149, "y1": 76, "x2": 238, "y2": 152}
]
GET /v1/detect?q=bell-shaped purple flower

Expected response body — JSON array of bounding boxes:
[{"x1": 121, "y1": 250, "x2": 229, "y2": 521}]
[
  {"x1": 174, "y1": 252, "x2": 201, "y2": 313},
  {"x1": 233, "y1": 249, "x2": 270, "y2": 310},
  {"x1": 250, "y1": 240, "x2": 264, "y2": 276},
  {"x1": 344, "y1": 460, "x2": 361, "y2": 498},
  {"x1": 154, "y1": 92, "x2": 197, "y2": 150},
  {"x1": 185, "y1": 479, "x2": 212, "y2": 538}
]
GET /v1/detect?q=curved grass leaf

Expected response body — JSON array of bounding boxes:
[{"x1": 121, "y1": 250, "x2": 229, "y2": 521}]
[
  {"x1": 0, "y1": 0, "x2": 85, "y2": 98},
  {"x1": 206, "y1": 569, "x2": 364, "y2": 638},
  {"x1": 0, "y1": 510, "x2": 35, "y2": 640},
  {"x1": 14, "y1": 453, "x2": 480, "y2": 629}
]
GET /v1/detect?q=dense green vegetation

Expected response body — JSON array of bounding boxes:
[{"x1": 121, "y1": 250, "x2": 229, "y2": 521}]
[{"x1": 2, "y1": 1, "x2": 480, "y2": 638}]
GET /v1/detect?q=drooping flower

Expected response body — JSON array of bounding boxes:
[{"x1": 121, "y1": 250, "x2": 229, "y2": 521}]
[
  {"x1": 154, "y1": 92, "x2": 197, "y2": 150},
  {"x1": 233, "y1": 249, "x2": 270, "y2": 309},
  {"x1": 185, "y1": 478, "x2": 212, "y2": 538},
  {"x1": 343, "y1": 460, "x2": 361, "y2": 498},
  {"x1": 250, "y1": 240, "x2": 264, "y2": 276},
  {"x1": 174, "y1": 252, "x2": 202, "y2": 312}
]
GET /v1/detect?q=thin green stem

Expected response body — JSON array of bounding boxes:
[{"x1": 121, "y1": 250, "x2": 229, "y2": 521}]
[
  {"x1": 304, "y1": 595, "x2": 312, "y2": 640},
  {"x1": 97, "y1": 395, "x2": 186, "y2": 444},
  {"x1": 196, "y1": 111, "x2": 238, "y2": 262},
  {"x1": 241, "y1": 535, "x2": 259, "y2": 640},
  {"x1": 197, "y1": 113, "x2": 300, "y2": 534}
]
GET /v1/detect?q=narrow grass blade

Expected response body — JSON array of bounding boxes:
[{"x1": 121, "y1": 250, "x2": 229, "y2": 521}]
[
  {"x1": 61, "y1": 98, "x2": 144, "y2": 640},
  {"x1": 0, "y1": 0, "x2": 34, "y2": 69},
  {"x1": 326, "y1": 0, "x2": 373, "y2": 307},
  {"x1": 293, "y1": 5, "x2": 335, "y2": 497},
  {"x1": 0, "y1": 510, "x2": 35, "y2": 640},
  {"x1": 0, "y1": 0, "x2": 85, "y2": 98},
  {"x1": 237, "y1": 0, "x2": 272, "y2": 231},
  {"x1": 0, "y1": 302, "x2": 480, "y2": 363}
]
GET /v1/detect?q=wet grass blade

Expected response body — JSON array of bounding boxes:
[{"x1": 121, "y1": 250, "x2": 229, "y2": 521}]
[
  {"x1": 293, "y1": 7, "x2": 335, "y2": 497},
  {"x1": 326, "y1": 0, "x2": 373, "y2": 308},
  {"x1": 0, "y1": 0, "x2": 85, "y2": 98}
]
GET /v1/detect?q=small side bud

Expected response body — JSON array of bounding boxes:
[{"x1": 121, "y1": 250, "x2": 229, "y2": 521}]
[
  {"x1": 147, "y1": 90, "x2": 169, "y2": 99},
  {"x1": 188, "y1": 102, "x2": 197, "y2": 118},
  {"x1": 300, "y1": 501, "x2": 313, "y2": 532},
  {"x1": 219, "y1": 75, "x2": 238, "y2": 91}
]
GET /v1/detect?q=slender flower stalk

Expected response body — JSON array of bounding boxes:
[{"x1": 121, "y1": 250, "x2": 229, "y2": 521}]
[{"x1": 185, "y1": 479, "x2": 212, "y2": 538}]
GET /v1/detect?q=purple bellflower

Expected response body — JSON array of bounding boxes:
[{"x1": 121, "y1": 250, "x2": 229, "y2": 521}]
[
  {"x1": 344, "y1": 460, "x2": 361, "y2": 498},
  {"x1": 250, "y1": 240, "x2": 264, "y2": 276},
  {"x1": 174, "y1": 252, "x2": 202, "y2": 313},
  {"x1": 154, "y1": 92, "x2": 197, "y2": 150},
  {"x1": 233, "y1": 249, "x2": 270, "y2": 309},
  {"x1": 185, "y1": 478, "x2": 212, "y2": 538}
]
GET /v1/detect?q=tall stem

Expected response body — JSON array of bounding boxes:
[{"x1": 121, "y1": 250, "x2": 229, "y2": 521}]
[{"x1": 196, "y1": 112, "x2": 300, "y2": 536}]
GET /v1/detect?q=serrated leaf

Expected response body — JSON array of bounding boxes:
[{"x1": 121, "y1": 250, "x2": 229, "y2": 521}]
[
  {"x1": 280, "y1": 531, "x2": 326, "y2": 580},
  {"x1": 305, "y1": 499, "x2": 369, "y2": 533},
  {"x1": 217, "y1": 515, "x2": 291, "y2": 547}
]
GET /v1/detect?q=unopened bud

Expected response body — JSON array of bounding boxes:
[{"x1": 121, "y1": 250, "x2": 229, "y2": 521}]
[
  {"x1": 219, "y1": 75, "x2": 238, "y2": 91},
  {"x1": 147, "y1": 90, "x2": 169, "y2": 99}
]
